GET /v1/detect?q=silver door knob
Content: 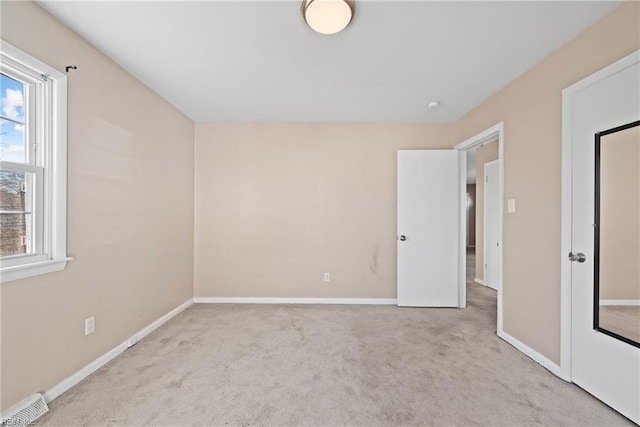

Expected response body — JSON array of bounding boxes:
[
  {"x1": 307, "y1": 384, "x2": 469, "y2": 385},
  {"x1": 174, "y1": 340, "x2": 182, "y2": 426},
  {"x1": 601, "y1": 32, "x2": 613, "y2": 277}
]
[
  {"x1": 399, "y1": 235, "x2": 407, "y2": 241},
  {"x1": 568, "y1": 252, "x2": 586, "y2": 263}
]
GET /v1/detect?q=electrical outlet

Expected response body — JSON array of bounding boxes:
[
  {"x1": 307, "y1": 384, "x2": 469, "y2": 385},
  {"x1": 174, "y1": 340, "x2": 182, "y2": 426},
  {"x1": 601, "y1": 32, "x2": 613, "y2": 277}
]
[
  {"x1": 85, "y1": 316, "x2": 95, "y2": 336},
  {"x1": 324, "y1": 272, "x2": 330, "y2": 282}
]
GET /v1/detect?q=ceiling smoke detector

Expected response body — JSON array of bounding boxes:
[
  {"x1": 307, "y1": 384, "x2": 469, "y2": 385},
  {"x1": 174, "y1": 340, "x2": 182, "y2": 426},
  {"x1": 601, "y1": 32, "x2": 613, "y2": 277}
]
[
  {"x1": 427, "y1": 101, "x2": 441, "y2": 110},
  {"x1": 302, "y1": 0, "x2": 355, "y2": 35}
]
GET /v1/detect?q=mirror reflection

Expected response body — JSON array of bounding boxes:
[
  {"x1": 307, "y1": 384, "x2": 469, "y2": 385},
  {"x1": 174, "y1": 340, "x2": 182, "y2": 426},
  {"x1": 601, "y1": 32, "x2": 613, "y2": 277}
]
[{"x1": 596, "y1": 120, "x2": 640, "y2": 347}]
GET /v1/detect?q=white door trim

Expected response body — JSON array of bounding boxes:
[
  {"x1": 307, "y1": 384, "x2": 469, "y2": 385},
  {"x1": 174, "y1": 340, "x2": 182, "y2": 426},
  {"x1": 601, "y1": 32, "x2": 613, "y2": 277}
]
[
  {"x1": 560, "y1": 49, "x2": 640, "y2": 383},
  {"x1": 454, "y1": 122, "x2": 504, "y2": 331},
  {"x1": 483, "y1": 159, "x2": 500, "y2": 290},
  {"x1": 458, "y1": 148, "x2": 467, "y2": 308}
]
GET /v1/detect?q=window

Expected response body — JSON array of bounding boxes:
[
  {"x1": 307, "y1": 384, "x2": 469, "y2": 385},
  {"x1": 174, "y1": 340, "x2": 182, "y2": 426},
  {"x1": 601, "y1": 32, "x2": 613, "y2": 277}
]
[{"x1": 0, "y1": 40, "x2": 69, "y2": 282}]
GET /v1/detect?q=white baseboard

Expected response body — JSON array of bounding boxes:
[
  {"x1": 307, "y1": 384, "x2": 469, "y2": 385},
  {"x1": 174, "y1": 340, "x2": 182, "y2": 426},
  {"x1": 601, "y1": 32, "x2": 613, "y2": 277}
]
[
  {"x1": 599, "y1": 299, "x2": 640, "y2": 306},
  {"x1": 474, "y1": 278, "x2": 498, "y2": 291},
  {"x1": 43, "y1": 340, "x2": 127, "y2": 403},
  {"x1": 497, "y1": 329, "x2": 568, "y2": 381},
  {"x1": 43, "y1": 298, "x2": 193, "y2": 403},
  {"x1": 194, "y1": 297, "x2": 397, "y2": 305}
]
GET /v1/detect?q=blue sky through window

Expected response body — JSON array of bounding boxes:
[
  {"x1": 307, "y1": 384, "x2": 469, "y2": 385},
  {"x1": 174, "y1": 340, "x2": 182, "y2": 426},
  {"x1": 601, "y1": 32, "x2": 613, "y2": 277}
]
[{"x1": 0, "y1": 73, "x2": 26, "y2": 163}]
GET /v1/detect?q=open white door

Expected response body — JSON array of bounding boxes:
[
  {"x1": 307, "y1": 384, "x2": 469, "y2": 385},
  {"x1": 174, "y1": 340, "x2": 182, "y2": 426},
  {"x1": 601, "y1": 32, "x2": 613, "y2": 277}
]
[
  {"x1": 484, "y1": 160, "x2": 499, "y2": 290},
  {"x1": 567, "y1": 52, "x2": 640, "y2": 423},
  {"x1": 397, "y1": 150, "x2": 462, "y2": 307}
]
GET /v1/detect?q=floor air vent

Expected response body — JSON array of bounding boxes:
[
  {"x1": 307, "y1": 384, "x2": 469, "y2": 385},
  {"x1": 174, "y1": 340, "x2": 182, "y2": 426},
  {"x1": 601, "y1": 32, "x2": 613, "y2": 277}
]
[{"x1": 1, "y1": 393, "x2": 48, "y2": 426}]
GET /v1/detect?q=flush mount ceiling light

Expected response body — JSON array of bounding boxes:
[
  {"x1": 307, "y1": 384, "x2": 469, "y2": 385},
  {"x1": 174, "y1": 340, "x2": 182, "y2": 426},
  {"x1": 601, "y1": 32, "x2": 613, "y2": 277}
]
[{"x1": 302, "y1": 0, "x2": 355, "y2": 35}]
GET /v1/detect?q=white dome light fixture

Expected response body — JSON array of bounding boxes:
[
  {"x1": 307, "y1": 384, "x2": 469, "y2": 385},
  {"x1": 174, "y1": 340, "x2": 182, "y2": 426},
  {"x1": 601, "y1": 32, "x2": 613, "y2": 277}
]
[{"x1": 302, "y1": 0, "x2": 355, "y2": 35}]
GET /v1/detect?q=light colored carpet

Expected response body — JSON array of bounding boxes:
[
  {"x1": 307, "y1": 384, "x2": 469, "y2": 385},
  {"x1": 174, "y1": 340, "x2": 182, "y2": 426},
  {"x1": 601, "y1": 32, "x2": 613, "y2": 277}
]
[{"x1": 37, "y1": 251, "x2": 630, "y2": 426}]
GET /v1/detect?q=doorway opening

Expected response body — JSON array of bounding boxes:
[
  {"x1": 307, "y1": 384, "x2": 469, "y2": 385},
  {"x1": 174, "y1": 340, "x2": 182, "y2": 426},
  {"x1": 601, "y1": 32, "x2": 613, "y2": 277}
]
[{"x1": 455, "y1": 123, "x2": 504, "y2": 333}]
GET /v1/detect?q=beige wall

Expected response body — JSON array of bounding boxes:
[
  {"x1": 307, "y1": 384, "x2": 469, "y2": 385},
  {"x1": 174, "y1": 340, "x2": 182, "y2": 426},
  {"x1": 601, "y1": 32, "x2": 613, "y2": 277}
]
[
  {"x1": 467, "y1": 184, "x2": 476, "y2": 247},
  {"x1": 453, "y1": 2, "x2": 640, "y2": 363},
  {"x1": 194, "y1": 123, "x2": 453, "y2": 298},
  {"x1": 599, "y1": 126, "x2": 640, "y2": 300},
  {"x1": 0, "y1": 2, "x2": 195, "y2": 411},
  {"x1": 474, "y1": 141, "x2": 499, "y2": 281}
]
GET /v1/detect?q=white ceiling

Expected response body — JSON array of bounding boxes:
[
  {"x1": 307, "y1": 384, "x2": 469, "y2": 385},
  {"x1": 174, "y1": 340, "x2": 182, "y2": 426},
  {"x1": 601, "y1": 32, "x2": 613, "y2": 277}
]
[{"x1": 38, "y1": 1, "x2": 620, "y2": 122}]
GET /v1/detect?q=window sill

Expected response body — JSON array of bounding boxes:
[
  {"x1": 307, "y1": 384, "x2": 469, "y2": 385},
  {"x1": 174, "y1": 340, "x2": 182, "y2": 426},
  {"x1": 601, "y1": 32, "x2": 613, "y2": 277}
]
[{"x1": 0, "y1": 257, "x2": 73, "y2": 283}]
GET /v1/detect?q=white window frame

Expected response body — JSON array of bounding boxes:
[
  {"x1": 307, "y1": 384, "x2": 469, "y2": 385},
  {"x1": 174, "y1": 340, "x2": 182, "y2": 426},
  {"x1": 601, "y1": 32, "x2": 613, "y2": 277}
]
[{"x1": 0, "y1": 40, "x2": 71, "y2": 282}]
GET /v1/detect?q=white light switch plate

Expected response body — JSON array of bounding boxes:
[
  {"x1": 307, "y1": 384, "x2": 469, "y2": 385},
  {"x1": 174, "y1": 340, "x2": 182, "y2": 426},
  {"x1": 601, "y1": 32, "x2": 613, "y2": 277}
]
[
  {"x1": 85, "y1": 316, "x2": 95, "y2": 336},
  {"x1": 507, "y1": 199, "x2": 516, "y2": 213}
]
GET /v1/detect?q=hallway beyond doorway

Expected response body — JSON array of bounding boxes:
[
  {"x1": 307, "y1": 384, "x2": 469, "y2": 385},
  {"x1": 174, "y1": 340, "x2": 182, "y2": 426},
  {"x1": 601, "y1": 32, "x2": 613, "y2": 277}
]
[{"x1": 467, "y1": 247, "x2": 497, "y2": 317}]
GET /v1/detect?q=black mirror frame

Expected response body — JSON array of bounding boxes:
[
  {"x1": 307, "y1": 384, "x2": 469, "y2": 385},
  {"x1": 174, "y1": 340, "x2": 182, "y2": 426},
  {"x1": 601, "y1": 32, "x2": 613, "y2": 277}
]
[{"x1": 594, "y1": 119, "x2": 640, "y2": 349}]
